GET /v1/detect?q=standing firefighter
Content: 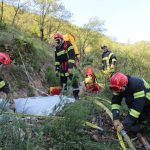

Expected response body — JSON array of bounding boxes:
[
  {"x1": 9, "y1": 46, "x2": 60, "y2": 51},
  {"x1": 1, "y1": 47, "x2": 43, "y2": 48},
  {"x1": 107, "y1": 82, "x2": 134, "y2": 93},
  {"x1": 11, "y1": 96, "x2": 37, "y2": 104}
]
[
  {"x1": 0, "y1": 52, "x2": 15, "y2": 112},
  {"x1": 109, "y1": 72, "x2": 150, "y2": 137},
  {"x1": 53, "y1": 33, "x2": 79, "y2": 99},
  {"x1": 101, "y1": 45, "x2": 117, "y2": 77}
]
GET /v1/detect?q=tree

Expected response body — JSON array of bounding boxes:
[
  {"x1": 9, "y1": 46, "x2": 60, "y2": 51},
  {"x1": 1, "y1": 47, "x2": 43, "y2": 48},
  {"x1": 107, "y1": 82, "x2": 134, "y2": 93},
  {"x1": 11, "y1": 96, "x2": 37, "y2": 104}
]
[
  {"x1": 77, "y1": 17, "x2": 105, "y2": 58},
  {"x1": 4, "y1": 0, "x2": 30, "y2": 25},
  {"x1": 33, "y1": 0, "x2": 71, "y2": 41},
  {"x1": 46, "y1": 2, "x2": 72, "y2": 39},
  {"x1": 0, "y1": 0, "x2": 4, "y2": 22}
]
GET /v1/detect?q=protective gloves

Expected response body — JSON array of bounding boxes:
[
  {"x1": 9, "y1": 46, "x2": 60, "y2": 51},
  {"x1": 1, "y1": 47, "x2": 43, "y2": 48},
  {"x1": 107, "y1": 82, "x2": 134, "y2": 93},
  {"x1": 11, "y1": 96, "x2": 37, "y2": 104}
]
[{"x1": 113, "y1": 119, "x2": 124, "y2": 132}]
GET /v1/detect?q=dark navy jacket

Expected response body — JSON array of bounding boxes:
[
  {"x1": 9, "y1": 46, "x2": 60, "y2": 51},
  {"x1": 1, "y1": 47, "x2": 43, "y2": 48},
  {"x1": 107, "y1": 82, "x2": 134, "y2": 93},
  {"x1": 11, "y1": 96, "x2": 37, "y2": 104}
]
[{"x1": 111, "y1": 76, "x2": 150, "y2": 127}]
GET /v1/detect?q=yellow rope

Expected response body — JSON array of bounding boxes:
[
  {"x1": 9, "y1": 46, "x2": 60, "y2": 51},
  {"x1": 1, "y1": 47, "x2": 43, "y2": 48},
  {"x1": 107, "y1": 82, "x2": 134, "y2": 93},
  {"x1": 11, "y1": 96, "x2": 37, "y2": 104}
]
[{"x1": 94, "y1": 99, "x2": 136, "y2": 150}]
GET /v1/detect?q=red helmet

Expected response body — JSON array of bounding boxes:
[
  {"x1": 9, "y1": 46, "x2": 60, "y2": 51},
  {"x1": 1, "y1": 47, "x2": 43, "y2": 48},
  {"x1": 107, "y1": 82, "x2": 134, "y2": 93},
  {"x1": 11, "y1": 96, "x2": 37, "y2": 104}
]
[
  {"x1": 53, "y1": 33, "x2": 63, "y2": 39},
  {"x1": 109, "y1": 72, "x2": 128, "y2": 92},
  {"x1": 0, "y1": 52, "x2": 11, "y2": 65},
  {"x1": 84, "y1": 67, "x2": 96, "y2": 79}
]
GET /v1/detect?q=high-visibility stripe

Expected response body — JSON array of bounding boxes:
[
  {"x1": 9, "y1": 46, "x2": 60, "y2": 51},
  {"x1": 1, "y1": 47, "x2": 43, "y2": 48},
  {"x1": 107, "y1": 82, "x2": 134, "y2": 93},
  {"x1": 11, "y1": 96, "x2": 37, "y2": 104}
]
[
  {"x1": 57, "y1": 50, "x2": 65, "y2": 56},
  {"x1": 0, "y1": 81, "x2": 5, "y2": 88},
  {"x1": 68, "y1": 59, "x2": 75, "y2": 63},
  {"x1": 143, "y1": 79, "x2": 150, "y2": 89},
  {"x1": 146, "y1": 92, "x2": 150, "y2": 100},
  {"x1": 55, "y1": 62, "x2": 60, "y2": 65},
  {"x1": 112, "y1": 104, "x2": 121, "y2": 110},
  {"x1": 103, "y1": 53, "x2": 114, "y2": 67},
  {"x1": 68, "y1": 46, "x2": 74, "y2": 51},
  {"x1": 108, "y1": 53, "x2": 113, "y2": 59},
  {"x1": 129, "y1": 109, "x2": 140, "y2": 118},
  {"x1": 102, "y1": 57, "x2": 109, "y2": 61},
  {"x1": 103, "y1": 57, "x2": 109, "y2": 68},
  {"x1": 133, "y1": 91, "x2": 145, "y2": 99},
  {"x1": 60, "y1": 73, "x2": 69, "y2": 77}
]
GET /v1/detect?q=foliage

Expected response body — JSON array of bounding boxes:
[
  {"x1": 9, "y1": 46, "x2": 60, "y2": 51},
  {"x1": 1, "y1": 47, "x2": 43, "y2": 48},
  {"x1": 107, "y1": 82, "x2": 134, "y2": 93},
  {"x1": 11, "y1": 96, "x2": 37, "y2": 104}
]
[
  {"x1": 46, "y1": 66, "x2": 59, "y2": 86},
  {"x1": 48, "y1": 100, "x2": 118, "y2": 150},
  {"x1": 0, "y1": 25, "x2": 53, "y2": 96},
  {"x1": 0, "y1": 1, "x2": 150, "y2": 149}
]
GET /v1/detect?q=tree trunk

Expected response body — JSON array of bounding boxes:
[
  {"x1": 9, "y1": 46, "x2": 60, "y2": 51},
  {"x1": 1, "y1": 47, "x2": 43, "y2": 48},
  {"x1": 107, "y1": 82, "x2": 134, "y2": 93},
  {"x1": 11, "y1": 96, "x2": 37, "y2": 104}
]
[{"x1": 0, "y1": 0, "x2": 4, "y2": 22}]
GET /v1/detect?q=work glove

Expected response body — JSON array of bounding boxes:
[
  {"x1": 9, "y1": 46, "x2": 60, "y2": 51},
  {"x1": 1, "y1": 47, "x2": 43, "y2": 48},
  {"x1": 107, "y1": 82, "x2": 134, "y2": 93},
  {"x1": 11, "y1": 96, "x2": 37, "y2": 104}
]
[
  {"x1": 117, "y1": 123, "x2": 124, "y2": 132},
  {"x1": 113, "y1": 119, "x2": 124, "y2": 132}
]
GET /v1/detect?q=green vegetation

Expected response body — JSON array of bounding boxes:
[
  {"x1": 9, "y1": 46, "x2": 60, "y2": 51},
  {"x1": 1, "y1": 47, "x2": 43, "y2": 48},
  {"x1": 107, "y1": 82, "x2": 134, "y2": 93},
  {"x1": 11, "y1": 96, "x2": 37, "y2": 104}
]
[{"x1": 0, "y1": 0, "x2": 150, "y2": 149}]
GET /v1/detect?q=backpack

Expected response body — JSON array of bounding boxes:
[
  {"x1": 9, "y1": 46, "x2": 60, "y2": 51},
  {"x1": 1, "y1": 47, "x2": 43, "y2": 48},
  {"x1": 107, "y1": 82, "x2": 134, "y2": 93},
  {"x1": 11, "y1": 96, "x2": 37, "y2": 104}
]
[{"x1": 63, "y1": 33, "x2": 80, "y2": 59}]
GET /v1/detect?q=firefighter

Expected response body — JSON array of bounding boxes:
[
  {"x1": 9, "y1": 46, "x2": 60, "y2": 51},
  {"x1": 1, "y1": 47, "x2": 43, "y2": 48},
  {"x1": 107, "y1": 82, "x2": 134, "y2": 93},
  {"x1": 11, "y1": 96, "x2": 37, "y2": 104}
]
[
  {"x1": 54, "y1": 33, "x2": 79, "y2": 99},
  {"x1": 109, "y1": 72, "x2": 150, "y2": 136},
  {"x1": 0, "y1": 52, "x2": 15, "y2": 112},
  {"x1": 101, "y1": 45, "x2": 117, "y2": 77},
  {"x1": 80, "y1": 67, "x2": 101, "y2": 95}
]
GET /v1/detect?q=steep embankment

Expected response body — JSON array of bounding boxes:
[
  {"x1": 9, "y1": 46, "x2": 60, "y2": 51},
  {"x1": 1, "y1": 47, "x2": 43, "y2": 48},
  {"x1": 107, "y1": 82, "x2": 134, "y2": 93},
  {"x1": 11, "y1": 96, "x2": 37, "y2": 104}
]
[{"x1": 0, "y1": 24, "x2": 58, "y2": 98}]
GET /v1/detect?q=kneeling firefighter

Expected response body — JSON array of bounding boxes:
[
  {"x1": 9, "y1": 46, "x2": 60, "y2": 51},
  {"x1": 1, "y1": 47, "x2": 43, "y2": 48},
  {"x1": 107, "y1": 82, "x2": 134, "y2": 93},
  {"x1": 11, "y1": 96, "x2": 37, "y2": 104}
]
[
  {"x1": 0, "y1": 52, "x2": 15, "y2": 112},
  {"x1": 80, "y1": 67, "x2": 101, "y2": 95}
]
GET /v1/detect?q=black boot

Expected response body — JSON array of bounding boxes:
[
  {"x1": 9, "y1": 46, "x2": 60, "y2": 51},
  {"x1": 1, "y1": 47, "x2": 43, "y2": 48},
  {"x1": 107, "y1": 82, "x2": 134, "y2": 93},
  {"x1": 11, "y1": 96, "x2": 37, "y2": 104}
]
[{"x1": 73, "y1": 90, "x2": 79, "y2": 100}]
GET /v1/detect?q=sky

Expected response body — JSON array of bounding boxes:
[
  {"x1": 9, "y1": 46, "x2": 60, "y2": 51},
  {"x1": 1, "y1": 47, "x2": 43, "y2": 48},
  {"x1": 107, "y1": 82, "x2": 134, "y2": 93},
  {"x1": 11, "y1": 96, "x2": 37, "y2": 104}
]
[{"x1": 61, "y1": 0, "x2": 150, "y2": 44}]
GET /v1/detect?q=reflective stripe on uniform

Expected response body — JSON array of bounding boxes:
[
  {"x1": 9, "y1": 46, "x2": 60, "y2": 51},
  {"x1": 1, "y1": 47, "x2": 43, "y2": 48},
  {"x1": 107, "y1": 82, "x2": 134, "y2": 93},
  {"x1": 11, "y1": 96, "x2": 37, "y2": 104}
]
[
  {"x1": 68, "y1": 59, "x2": 75, "y2": 63},
  {"x1": 146, "y1": 92, "x2": 150, "y2": 100},
  {"x1": 57, "y1": 50, "x2": 66, "y2": 56},
  {"x1": 133, "y1": 90, "x2": 145, "y2": 99},
  {"x1": 129, "y1": 109, "x2": 140, "y2": 118},
  {"x1": 68, "y1": 46, "x2": 74, "y2": 51},
  {"x1": 102, "y1": 52, "x2": 114, "y2": 68},
  {"x1": 102, "y1": 57, "x2": 109, "y2": 61},
  {"x1": 0, "y1": 80, "x2": 5, "y2": 89},
  {"x1": 143, "y1": 79, "x2": 150, "y2": 89},
  {"x1": 60, "y1": 73, "x2": 69, "y2": 77},
  {"x1": 102, "y1": 57, "x2": 109, "y2": 69},
  {"x1": 108, "y1": 53, "x2": 113, "y2": 59},
  {"x1": 112, "y1": 104, "x2": 121, "y2": 110},
  {"x1": 55, "y1": 62, "x2": 60, "y2": 65}
]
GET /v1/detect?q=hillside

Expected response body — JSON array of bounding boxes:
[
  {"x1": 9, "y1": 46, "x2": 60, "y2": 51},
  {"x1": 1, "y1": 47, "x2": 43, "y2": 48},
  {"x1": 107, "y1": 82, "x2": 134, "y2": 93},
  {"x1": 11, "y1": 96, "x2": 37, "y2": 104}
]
[
  {"x1": 0, "y1": 1, "x2": 150, "y2": 150},
  {"x1": 0, "y1": 23, "x2": 59, "y2": 98}
]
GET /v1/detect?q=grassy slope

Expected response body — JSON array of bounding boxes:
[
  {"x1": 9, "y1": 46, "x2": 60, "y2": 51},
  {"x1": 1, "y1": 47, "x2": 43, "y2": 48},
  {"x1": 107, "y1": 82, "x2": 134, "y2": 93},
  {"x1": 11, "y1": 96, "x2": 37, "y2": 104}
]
[{"x1": 0, "y1": 23, "x2": 59, "y2": 98}]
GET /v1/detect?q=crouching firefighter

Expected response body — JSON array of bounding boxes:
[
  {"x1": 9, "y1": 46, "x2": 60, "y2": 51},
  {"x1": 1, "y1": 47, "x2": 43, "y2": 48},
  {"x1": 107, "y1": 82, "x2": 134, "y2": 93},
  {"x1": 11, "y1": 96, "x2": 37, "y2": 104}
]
[
  {"x1": 80, "y1": 67, "x2": 101, "y2": 95},
  {"x1": 0, "y1": 52, "x2": 15, "y2": 112},
  {"x1": 53, "y1": 33, "x2": 79, "y2": 99},
  {"x1": 109, "y1": 72, "x2": 150, "y2": 136}
]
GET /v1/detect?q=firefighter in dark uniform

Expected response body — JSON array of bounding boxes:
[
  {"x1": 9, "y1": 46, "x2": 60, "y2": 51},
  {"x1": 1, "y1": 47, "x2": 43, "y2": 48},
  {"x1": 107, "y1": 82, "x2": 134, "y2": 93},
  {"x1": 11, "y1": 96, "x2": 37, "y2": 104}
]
[
  {"x1": 0, "y1": 52, "x2": 15, "y2": 112},
  {"x1": 54, "y1": 33, "x2": 79, "y2": 99},
  {"x1": 101, "y1": 45, "x2": 117, "y2": 77},
  {"x1": 109, "y1": 72, "x2": 150, "y2": 136}
]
